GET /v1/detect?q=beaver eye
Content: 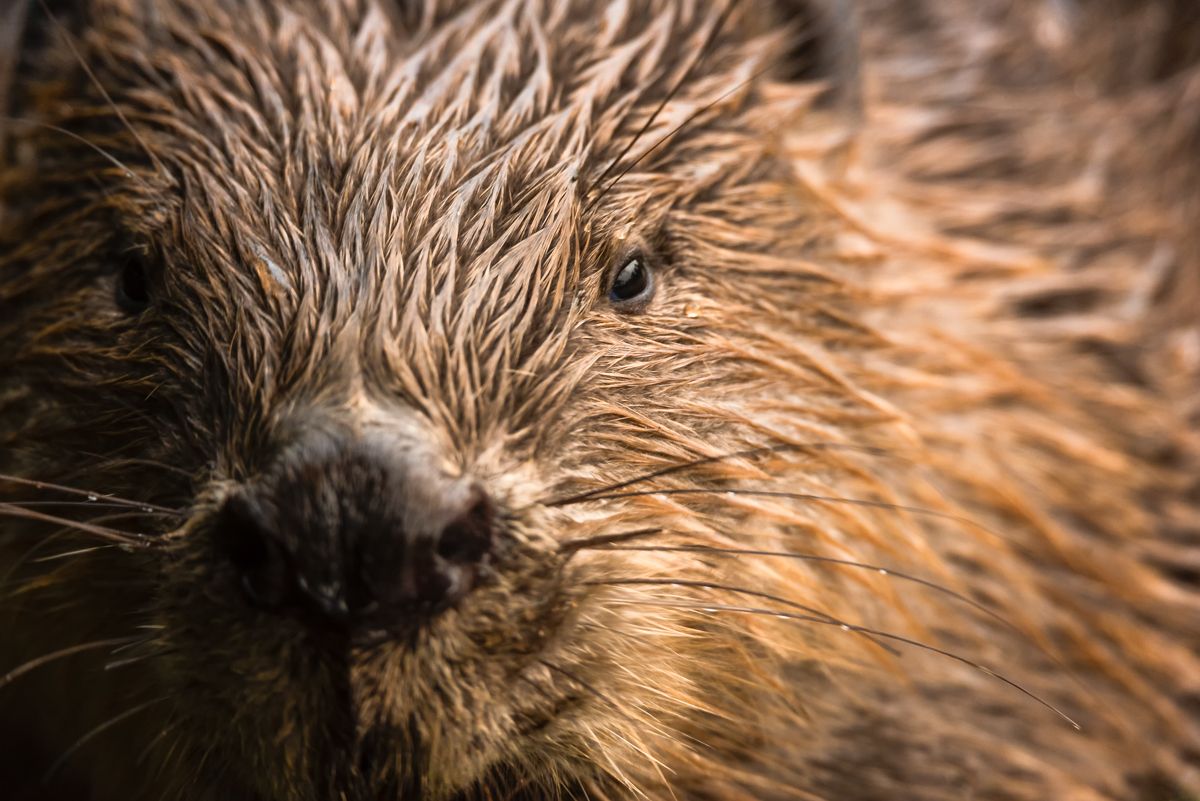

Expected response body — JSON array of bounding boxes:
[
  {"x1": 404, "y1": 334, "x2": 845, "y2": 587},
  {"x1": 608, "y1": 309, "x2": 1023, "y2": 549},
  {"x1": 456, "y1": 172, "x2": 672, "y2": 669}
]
[
  {"x1": 115, "y1": 255, "x2": 151, "y2": 314},
  {"x1": 607, "y1": 251, "x2": 655, "y2": 311}
]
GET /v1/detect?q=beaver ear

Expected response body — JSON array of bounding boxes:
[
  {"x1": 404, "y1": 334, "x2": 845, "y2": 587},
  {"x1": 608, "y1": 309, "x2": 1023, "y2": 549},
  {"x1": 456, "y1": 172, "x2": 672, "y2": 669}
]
[{"x1": 768, "y1": 0, "x2": 862, "y2": 114}]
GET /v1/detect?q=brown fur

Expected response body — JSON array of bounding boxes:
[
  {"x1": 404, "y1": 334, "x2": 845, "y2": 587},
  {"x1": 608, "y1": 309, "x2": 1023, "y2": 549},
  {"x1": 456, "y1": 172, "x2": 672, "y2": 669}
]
[{"x1": 1, "y1": 1, "x2": 1198, "y2": 799}]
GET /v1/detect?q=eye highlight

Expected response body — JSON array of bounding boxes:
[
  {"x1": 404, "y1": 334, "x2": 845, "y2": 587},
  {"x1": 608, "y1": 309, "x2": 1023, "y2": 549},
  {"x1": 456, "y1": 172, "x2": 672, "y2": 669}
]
[
  {"x1": 607, "y1": 251, "x2": 655, "y2": 311},
  {"x1": 115, "y1": 255, "x2": 151, "y2": 314}
]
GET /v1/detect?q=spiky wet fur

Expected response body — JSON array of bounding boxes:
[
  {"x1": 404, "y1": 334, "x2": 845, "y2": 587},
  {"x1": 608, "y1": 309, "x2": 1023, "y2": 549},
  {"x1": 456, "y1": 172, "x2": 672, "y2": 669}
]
[{"x1": 1, "y1": 0, "x2": 1198, "y2": 799}]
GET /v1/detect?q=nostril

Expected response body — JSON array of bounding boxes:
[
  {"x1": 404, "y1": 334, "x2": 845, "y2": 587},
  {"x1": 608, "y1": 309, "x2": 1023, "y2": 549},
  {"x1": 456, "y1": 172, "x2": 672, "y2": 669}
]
[
  {"x1": 211, "y1": 455, "x2": 499, "y2": 627},
  {"x1": 214, "y1": 494, "x2": 293, "y2": 610},
  {"x1": 435, "y1": 489, "x2": 495, "y2": 566}
]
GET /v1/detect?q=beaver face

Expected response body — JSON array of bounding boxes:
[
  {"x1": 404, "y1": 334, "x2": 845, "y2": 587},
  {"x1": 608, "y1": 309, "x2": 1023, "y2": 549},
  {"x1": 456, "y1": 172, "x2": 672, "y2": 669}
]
[{"x1": 1, "y1": 1, "x2": 848, "y2": 798}]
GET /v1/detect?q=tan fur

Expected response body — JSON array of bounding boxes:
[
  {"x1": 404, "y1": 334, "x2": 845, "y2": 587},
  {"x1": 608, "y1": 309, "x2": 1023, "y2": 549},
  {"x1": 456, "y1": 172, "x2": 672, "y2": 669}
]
[{"x1": 1, "y1": 1, "x2": 1198, "y2": 799}]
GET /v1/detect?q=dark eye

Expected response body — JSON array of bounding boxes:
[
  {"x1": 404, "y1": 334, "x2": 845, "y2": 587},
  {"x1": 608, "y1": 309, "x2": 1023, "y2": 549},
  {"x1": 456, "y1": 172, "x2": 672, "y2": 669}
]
[
  {"x1": 115, "y1": 255, "x2": 151, "y2": 314},
  {"x1": 607, "y1": 251, "x2": 655, "y2": 311}
]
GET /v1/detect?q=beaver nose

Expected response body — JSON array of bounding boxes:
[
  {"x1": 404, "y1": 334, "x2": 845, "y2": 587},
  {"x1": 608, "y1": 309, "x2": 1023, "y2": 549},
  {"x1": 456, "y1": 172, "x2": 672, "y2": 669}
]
[{"x1": 213, "y1": 437, "x2": 495, "y2": 628}]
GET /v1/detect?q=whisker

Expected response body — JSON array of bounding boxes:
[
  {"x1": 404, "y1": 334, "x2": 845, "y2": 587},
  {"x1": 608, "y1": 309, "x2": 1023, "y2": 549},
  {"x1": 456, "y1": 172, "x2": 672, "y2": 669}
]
[
  {"x1": 36, "y1": 0, "x2": 166, "y2": 177},
  {"x1": 33, "y1": 545, "x2": 118, "y2": 563},
  {"x1": 610, "y1": 599, "x2": 1081, "y2": 730},
  {"x1": 104, "y1": 650, "x2": 173, "y2": 673},
  {"x1": 587, "y1": 54, "x2": 780, "y2": 213},
  {"x1": 0, "y1": 473, "x2": 182, "y2": 515},
  {"x1": 44, "y1": 696, "x2": 169, "y2": 781},
  {"x1": 0, "y1": 531, "x2": 67, "y2": 587},
  {"x1": 6, "y1": 500, "x2": 169, "y2": 514},
  {"x1": 558, "y1": 528, "x2": 663, "y2": 554},
  {"x1": 0, "y1": 115, "x2": 141, "y2": 179},
  {"x1": 567, "y1": 488, "x2": 989, "y2": 537},
  {"x1": 543, "y1": 442, "x2": 889, "y2": 507},
  {"x1": 0, "y1": 503, "x2": 152, "y2": 547},
  {"x1": 135, "y1": 720, "x2": 180, "y2": 767},
  {"x1": 1, "y1": 636, "x2": 144, "y2": 689},
  {"x1": 585, "y1": 0, "x2": 743, "y2": 213},
  {"x1": 592, "y1": 544, "x2": 1016, "y2": 635},
  {"x1": 585, "y1": 578, "x2": 901, "y2": 656},
  {"x1": 589, "y1": 543, "x2": 1095, "y2": 701}
]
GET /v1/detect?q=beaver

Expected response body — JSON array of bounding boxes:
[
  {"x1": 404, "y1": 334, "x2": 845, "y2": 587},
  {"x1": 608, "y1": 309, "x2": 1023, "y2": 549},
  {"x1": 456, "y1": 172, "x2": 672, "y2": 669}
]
[{"x1": 1, "y1": 0, "x2": 1198, "y2": 799}]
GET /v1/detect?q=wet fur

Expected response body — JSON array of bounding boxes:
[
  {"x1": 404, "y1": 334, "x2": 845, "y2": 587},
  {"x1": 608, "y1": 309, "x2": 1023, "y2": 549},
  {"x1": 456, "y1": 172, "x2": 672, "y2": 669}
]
[{"x1": 1, "y1": 0, "x2": 1199, "y2": 799}]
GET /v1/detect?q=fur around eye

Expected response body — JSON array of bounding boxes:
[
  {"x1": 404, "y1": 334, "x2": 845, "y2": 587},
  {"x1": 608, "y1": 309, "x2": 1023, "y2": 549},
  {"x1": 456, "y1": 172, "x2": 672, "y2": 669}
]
[{"x1": 607, "y1": 250, "x2": 655, "y2": 311}]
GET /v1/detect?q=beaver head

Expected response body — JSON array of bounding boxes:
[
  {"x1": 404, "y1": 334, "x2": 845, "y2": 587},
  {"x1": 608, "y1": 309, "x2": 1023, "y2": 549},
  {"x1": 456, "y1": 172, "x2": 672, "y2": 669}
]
[{"x1": 2, "y1": 1, "x2": 1199, "y2": 800}]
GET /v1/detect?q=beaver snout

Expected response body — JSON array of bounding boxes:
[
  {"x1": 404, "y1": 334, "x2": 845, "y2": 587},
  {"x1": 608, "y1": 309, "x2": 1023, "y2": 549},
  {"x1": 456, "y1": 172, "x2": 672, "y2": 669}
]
[{"x1": 212, "y1": 433, "x2": 496, "y2": 631}]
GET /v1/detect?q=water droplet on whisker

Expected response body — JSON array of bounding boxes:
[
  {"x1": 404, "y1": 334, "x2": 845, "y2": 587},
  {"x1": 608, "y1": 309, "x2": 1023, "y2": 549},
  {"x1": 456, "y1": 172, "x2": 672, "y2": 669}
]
[{"x1": 87, "y1": 494, "x2": 98, "y2": 502}]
